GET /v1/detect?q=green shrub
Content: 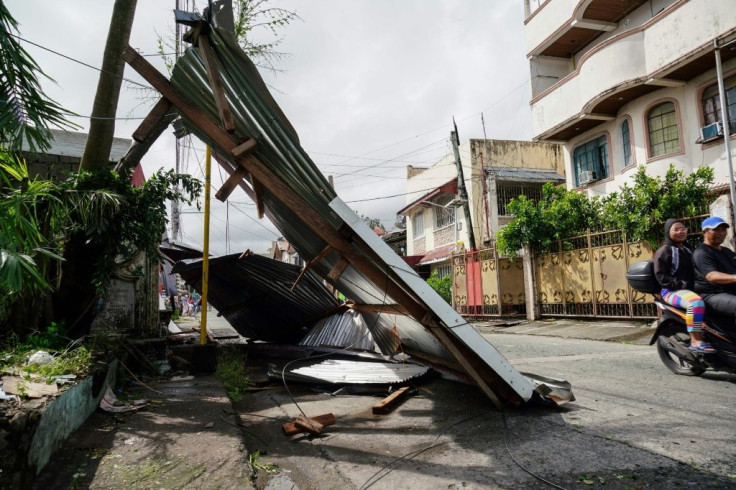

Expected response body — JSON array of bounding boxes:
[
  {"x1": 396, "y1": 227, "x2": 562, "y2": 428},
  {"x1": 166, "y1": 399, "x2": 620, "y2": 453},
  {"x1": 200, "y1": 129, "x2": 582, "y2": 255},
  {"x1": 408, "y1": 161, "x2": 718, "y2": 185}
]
[{"x1": 427, "y1": 271, "x2": 452, "y2": 304}]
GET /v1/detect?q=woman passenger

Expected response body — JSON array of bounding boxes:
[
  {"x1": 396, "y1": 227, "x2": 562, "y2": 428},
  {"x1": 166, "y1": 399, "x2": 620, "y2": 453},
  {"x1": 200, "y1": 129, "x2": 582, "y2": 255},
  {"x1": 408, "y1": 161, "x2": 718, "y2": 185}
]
[{"x1": 653, "y1": 219, "x2": 713, "y2": 353}]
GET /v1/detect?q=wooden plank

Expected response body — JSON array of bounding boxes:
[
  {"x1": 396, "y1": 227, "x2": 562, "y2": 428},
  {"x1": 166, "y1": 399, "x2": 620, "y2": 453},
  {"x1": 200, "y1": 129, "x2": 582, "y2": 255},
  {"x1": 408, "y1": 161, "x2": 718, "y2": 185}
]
[
  {"x1": 215, "y1": 166, "x2": 249, "y2": 202},
  {"x1": 293, "y1": 415, "x2": 324, "y2": 435},
  {"x1": 282, "y1": 413, "x2": 335, "y2": 436},
  {"x1": 198, "y1": 34, "x2": 236, "y2": 132},
  {"x1": 253, "y1": 178, "x2": 264, "y2": 219},
  {"x1": 347, "y1": 303, "x2": 406, "y2": 315},
  {"x1": 328, "y1": 256, "x2": 350, "y2": 283},
  {"x1": 231, "y1": 139, "x2": 257, "y2": 158},
  {"x1": 372, "y1": 386, "x2": 411, "y2": 414},
  {"x1": 132, "y1": 98, "x2": 173, "y2": 143}
]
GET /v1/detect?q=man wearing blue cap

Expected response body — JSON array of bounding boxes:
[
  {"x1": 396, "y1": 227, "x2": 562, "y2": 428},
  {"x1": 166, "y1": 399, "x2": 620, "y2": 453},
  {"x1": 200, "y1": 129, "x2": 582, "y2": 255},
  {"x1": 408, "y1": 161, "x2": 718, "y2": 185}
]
[{"x1": 693, "y1": 216, "x2": 736, "y2": 318}]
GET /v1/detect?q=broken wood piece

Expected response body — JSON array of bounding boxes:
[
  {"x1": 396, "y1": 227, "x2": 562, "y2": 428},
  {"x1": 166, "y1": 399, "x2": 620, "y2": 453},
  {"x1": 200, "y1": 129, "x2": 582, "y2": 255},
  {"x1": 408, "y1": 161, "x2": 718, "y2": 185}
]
[
  {"x1": 372, "y1": 386, "x2": 412, "y2": 414},
  {"x1": 290, "y1": 245, "x2": 334, "y2": 292},
  {"x1": 215, "y1": 166, "x2": 249, "y2": 202},
  {"x1": 198, "y1": 34, "x2": 236, "y2": 132},
  {"x1": 231, "y1": 139, "x2": 257, "y2": 158},
  {"x1": 132, "y1": 98, "x2": 173, "y2": 143},
  {"x1": 282, "y1": 413, "x2": 336, "y2": 436},
  {"x1": 293, "y1": 414, "x2": 325, "y2": 435}
]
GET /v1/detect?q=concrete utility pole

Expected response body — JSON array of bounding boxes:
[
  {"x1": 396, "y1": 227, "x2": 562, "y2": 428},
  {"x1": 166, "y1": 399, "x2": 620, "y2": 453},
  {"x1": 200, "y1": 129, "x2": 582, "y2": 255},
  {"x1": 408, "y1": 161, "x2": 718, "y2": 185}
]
[
  {"x1": 80, "y1": 0, "x2": 138, "y2": 170},
  {"x1": 451, "y1": 120, "x2": 477, "y2": 250}
]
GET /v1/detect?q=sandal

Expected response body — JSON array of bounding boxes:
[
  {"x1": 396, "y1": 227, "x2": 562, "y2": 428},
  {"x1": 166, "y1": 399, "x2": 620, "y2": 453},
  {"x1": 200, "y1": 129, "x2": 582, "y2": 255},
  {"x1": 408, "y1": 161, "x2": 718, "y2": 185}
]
[{"x1": 689, "y1": 342, "x2": 716, "y2": 354}]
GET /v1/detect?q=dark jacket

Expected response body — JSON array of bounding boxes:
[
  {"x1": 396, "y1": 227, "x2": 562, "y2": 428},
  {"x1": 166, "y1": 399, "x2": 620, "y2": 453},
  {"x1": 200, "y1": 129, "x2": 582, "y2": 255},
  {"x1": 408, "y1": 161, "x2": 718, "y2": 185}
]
[{"x1": 653, "y1": 219, "x2": 695, "y2": 292}]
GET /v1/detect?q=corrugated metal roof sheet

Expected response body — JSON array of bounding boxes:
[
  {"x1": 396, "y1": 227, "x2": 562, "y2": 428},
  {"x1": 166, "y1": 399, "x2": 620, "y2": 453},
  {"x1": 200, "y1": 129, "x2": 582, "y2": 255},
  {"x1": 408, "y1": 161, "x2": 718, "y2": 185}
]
[
  {"x1": 144, "y1": 2, "x2": 572, "y2": 407},
  {"x1": 172, "y1": 252, "x2": 339, "y2": 342},
  {"x1": 484, "y1": 166, "x2": 565, "y2": 182},
  {"x1": 299, "y1": 310, "x2": 380, "y2": 353}
]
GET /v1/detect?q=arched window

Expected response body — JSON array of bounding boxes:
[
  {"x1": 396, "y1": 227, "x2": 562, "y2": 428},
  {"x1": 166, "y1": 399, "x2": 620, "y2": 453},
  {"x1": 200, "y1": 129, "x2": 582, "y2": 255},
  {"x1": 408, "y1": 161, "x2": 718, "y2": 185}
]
[
  {"x1": 621, "y1": 119, "x2": 632, "y2": 167},
  {"x1": 573, "y1": 135, "x2": 608, "y2": 186},
  {"x1": 702, "y1": 75, "x2": 736, "y2": 131},
  {"x1": 647, "y1": 102, "x2": 680, "y2": 157}
]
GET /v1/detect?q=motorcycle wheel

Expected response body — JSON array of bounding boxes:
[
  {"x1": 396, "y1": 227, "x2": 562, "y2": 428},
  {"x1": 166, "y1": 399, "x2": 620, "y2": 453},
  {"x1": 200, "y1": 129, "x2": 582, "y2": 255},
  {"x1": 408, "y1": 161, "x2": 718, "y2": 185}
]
[{"x1": 656, "y1": 324, "x2": 706, "y2": 376}]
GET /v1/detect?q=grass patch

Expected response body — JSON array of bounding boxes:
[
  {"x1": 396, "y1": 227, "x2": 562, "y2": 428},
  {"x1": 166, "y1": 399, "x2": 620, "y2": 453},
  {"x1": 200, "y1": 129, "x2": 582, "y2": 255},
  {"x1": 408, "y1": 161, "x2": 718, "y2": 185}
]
[
  {"x1": 248, "y1": 451, "x2": 278, "y2": 474},
  {"x1": 0, "y1": 323, "x2": 94, "y2": 389},
  {"x1": 215, "y1": 347, "x2": 249, "y2": 401}
]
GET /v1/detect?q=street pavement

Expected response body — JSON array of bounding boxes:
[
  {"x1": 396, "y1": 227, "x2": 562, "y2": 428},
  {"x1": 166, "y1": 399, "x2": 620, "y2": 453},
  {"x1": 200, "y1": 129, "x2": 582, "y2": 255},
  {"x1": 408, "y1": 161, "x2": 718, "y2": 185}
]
[{"x1": 33, "y1": 315, "x2": 736, "y2": 489}]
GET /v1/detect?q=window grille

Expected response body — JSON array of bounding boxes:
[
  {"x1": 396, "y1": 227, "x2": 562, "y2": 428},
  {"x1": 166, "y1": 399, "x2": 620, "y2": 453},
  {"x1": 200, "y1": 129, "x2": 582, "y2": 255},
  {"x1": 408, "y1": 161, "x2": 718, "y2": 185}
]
[{"x1": 497, "y1": 183, "x2": 544, "y2": 216}]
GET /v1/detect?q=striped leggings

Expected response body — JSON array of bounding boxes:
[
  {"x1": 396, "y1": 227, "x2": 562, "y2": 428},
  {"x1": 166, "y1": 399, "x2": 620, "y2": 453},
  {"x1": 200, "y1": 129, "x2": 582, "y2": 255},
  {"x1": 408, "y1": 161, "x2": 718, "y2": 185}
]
[{"x1": 661, "y1": 289, "x2": 705, "y2": 333}]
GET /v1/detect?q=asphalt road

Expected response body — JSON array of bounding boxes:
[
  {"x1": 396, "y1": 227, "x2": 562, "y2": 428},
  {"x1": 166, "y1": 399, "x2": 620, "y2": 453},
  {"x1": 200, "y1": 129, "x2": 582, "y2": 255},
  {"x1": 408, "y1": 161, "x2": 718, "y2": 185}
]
[{"x1": 245, "y1": 333, "x2": 736, "y2": 489}]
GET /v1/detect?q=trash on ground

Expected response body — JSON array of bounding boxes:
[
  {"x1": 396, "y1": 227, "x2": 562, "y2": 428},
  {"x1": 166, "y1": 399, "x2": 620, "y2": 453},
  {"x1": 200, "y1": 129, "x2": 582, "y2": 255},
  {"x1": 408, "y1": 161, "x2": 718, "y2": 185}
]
[{"x1": 99, "y1": 387, "x2": 148, "y2": 413}]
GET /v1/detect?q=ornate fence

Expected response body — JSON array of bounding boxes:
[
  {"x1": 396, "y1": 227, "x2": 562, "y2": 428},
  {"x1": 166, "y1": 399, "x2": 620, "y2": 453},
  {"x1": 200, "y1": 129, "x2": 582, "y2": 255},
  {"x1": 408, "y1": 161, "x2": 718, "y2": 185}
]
[
  {"x1": 453, "y1": 246, "x2": 526, "y2": 317},
  {"x1": 452, "y1": 230, "x2": 658, "y2": 320},
  {"x1": 535, "y1": 230, "x2": 656, "y2": 319}
]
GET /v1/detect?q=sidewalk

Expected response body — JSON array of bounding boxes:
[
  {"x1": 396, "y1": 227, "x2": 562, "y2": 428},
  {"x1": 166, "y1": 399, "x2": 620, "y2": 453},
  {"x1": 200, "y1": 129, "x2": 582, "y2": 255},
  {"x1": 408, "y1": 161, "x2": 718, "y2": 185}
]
[
  {"x1": 473, "y1": 317, "x2": 657, "y2": 345},
  {"x1": 29, "y1": 315, "x2": 656, "y2": 488}
]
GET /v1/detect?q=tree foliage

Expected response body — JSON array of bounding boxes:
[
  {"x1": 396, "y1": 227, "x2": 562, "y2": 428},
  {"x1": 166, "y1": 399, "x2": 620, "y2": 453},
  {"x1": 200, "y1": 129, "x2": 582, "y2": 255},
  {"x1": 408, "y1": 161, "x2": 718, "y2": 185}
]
[
  {"x1": 427, "y1": 271, "x2": 452, "y2": 304},
  {"x1": 0, "y1": 150, "x2": 201, "y2": 337},
  {"x1": 157, "y1": 0, "x2": 299, "y2": 75},
  {"x1": 598, "y1": 165, "x2": 714, "y2": 245},
  {"x1": 0, "y1": 2, "x2": 78, "y2": 152},
  {"x1": 497, "y1": 182, "x2": 600, "y2": 256},
  {"x1": 497, "y1": 164, "x2": 715, "y2": 256}
]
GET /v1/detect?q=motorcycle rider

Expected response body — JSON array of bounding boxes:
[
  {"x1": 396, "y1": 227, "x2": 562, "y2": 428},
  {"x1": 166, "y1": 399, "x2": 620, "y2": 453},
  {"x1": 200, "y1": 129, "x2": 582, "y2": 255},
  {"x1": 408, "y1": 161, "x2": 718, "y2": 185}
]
[
  {"x1": 654, "y1": 219, "x2": 711, "y2": 353},
  {"x1": 693, "y1": 216, "x2": 736, "y2": 332}
]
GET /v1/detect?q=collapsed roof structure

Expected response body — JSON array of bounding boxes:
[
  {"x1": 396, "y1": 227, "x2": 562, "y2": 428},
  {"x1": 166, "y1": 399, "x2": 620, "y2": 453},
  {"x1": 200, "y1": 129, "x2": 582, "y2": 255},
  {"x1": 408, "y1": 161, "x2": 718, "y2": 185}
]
[{"x1": 120, "y1": 0, "x2": 572, "y2": 409}]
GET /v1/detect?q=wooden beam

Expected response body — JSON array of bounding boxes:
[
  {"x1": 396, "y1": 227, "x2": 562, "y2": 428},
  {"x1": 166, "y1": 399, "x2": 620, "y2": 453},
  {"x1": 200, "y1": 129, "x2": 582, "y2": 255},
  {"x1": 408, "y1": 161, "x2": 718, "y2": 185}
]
[
  {"x1": 347, "y1": 303, "x2": 406, "y2": 315},
  {"x1": 215, "y1": 166, "x2": 249, "y2": 202},
  {"x1": 132, "y1": 98, "x2": 173, "y2": 143},
  {"x1": 327, "y1": 256, "x2": 350, "y2": 283},
  {"x1": 372, "y1": 387, "x2": 412, "y2": 414},
  {"x1": 231, "y1": 139, "x2": 257, "y2": 158},
  {"x1": 114, "y1": 98, "x2": 177, "y2": 174},
  {"x1": 198, "y1": 34, "x2": 236, "y2": 132},
  {"x1": 290, "y1": 245, "x2": 333, "y2": 292},
  {"x1": 253, "y1": 178, "x2": 264, "y2": 219},
  {"x1": 282, "y1": 413, "x2": 336, "y2": 436}
]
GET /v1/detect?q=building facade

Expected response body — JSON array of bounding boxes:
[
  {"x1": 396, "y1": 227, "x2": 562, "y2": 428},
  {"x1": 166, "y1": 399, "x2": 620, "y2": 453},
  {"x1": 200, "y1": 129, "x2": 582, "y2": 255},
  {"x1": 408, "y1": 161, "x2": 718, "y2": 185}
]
[
  {"x1": 525, "y1": 0, "x2": 736, "y2": 199},
  {"x1": 398, "y1": 139, "x2": 564, "y2": 277}
]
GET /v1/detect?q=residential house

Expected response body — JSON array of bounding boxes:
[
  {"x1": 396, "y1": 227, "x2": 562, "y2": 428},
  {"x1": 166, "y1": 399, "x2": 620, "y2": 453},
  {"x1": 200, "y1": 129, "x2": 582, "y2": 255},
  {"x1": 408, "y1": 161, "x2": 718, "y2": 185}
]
[
  {"x1": 20, "y1": 128, "x2": 132, "y2": 179},
  {"x1": 398, "y1": 139, "x2": 564, "y2": 278},
  {"x1": 524, "y1": 0, "x2": 736, "y2": 203}
]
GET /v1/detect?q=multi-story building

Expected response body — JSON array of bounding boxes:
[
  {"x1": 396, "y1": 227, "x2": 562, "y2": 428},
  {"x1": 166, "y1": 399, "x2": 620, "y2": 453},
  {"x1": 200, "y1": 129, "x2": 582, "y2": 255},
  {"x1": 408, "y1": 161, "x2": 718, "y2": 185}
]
[
  {"x1": 525, "y1": 0, "x2": 736, "y2": 196},
  {"x1": 398, "y1": 139, "x2": 563, "y2": 277}
]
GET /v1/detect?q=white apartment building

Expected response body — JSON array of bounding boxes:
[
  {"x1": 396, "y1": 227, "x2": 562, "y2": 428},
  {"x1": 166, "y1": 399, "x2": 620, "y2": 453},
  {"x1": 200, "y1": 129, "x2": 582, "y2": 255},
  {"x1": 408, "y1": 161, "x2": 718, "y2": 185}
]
[{"x1": 525, "y1": 0, "x2": 736, "y2": 197}]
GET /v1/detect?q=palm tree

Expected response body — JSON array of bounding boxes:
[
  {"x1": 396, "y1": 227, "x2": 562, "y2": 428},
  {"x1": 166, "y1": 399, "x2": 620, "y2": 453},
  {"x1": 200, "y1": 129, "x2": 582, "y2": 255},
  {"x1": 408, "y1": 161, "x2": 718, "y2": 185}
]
[{"x1": 0, "y1": 1, "x2": 78, "y2": 152}]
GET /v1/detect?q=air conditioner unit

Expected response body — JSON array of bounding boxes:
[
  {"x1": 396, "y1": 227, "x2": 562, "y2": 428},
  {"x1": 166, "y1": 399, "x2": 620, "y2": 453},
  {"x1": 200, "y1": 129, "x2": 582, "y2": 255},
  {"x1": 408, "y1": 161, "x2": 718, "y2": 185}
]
[
  {"x1": 700, "y1": 121, "x2": 723, "y2": 142},
  {"x1": 578, "y1": 170, "x2": 598, "y2": 185}
]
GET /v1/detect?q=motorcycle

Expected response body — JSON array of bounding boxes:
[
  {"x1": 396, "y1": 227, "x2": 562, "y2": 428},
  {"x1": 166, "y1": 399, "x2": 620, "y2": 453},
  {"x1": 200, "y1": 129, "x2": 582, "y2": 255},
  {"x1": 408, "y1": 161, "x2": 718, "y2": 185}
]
[{"x1": 627, "y1": 260, "x2": 736, "y2": 376}]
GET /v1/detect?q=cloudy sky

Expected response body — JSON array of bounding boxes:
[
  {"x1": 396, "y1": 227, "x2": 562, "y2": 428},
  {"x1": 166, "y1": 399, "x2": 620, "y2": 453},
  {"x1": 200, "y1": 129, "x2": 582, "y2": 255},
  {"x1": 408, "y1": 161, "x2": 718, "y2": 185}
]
[{"x1": 7, "y1": 0, "x2": 533, "y2": 256}]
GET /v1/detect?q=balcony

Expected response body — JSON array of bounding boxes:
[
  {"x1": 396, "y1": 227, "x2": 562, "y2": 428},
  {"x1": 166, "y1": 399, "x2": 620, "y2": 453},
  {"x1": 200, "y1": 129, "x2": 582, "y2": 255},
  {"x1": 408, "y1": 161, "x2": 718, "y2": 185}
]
[
  {"x1": 529, "y1": 0, "x2": 736, "y2": 141},
  {"x1": 525, "y1": 0, "x2": 647, "y2": 58}
]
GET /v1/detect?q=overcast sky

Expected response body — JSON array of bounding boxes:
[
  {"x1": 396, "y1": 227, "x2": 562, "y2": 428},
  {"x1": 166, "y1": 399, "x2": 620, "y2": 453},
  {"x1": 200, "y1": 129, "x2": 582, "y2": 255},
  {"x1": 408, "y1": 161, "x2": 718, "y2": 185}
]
[{"x1": 7, "y1": 0, "x2": 533, "y2": 256}]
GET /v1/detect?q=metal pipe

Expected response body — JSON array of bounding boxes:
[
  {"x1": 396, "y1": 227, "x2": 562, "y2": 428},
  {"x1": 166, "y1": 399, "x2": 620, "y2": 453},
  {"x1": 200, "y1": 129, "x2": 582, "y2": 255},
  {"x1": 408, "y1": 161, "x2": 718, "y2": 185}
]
[
  {"x1": 200, "y1": 145, "x2": 212, "y2": 345},
  {"x1": 714, "y1": 39, "x2": 736, "y2": 234}
]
